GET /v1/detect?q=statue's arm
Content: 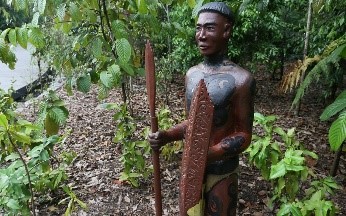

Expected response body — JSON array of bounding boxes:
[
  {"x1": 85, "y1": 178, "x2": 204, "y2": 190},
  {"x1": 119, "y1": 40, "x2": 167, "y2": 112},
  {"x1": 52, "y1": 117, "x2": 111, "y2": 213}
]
[
  {"x1": 148, "y1": 120, "x2": 188, "y2": 150},
  {"x1": 208, "y1": 77, "x2": 255, "y2": 162}
]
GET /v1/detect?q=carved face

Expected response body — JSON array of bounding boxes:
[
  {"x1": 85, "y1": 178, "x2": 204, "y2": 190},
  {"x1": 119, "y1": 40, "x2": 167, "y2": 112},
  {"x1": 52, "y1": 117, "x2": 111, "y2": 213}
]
[{"x1": 195, "y1": 12, "x2": 231, "y2": 57}]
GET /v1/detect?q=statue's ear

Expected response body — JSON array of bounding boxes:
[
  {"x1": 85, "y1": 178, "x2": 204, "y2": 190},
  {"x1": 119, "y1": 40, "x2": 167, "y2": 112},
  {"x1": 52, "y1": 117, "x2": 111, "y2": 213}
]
[{"x1": 223, "y1": 23, "x2": 232, "y2": 39}]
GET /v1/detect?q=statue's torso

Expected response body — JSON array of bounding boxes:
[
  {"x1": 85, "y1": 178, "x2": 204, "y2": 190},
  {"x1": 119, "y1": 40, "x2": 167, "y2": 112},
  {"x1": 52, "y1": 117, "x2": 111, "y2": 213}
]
[{"x1": 186, "y1": 63, "x2": 237, "y2": 128}]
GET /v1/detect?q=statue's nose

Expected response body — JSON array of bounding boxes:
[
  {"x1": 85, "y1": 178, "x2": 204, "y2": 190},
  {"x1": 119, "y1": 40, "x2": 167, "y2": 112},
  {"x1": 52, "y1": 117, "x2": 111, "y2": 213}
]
[{"x1": 197, "y1": 29, "x2": 207, "y2": 40}]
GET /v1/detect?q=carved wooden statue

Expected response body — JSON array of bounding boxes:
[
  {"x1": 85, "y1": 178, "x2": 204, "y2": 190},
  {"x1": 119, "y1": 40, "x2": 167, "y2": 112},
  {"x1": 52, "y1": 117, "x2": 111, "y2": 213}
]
[{"x1": 148, "y1": 2, "x2": 255, "y2": 215}]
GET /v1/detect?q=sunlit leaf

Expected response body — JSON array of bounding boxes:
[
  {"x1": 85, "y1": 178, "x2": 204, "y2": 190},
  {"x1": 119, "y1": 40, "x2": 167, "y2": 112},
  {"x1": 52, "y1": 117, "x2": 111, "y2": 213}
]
[{"x1": 0, "y1": 113, "x2": 8, "y2": 129}]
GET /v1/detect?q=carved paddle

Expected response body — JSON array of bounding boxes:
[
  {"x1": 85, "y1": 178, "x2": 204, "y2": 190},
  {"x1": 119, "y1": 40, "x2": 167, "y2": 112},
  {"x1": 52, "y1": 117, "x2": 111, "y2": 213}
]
[{"x1": 145, "y1": 40, "x2": 162, "y2": 216}]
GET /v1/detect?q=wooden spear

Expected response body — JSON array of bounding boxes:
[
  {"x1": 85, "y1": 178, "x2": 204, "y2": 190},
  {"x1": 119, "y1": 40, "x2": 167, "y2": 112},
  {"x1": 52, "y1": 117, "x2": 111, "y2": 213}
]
[{"x1": 145, "y1": 40, "x2": 162, "y2": 216}]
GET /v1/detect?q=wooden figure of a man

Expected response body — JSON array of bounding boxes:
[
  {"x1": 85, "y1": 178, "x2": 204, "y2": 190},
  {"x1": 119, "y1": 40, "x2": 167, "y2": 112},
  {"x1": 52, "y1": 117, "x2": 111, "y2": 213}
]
[{"x1": 149, "y1": 2, "x2": 255, "y2": 215}]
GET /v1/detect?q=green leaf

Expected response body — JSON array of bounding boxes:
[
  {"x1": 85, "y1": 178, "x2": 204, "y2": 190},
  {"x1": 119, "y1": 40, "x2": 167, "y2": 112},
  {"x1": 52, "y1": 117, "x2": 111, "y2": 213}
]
[
  {"x1": 5, "y1": 153, "x2": 20, "y2": 161},
  {"x1": 290, "y1": 205, "x2": 303, "y2": 216},
  {"x1": 0, "y1": 113, "x2": 8, "y2": 129},
  {"x1": 8, "y1": 29, "x2": 17, "y2": 45},
  {"x1": 70, "y1": 2, "x2": 81, "y2": 21},
  {"x1": 92, "y1": 38, "x2": 102, "y2": 58},
  {"x1": 100, "y1": 103, "x2": 118, "y2": 110},
  {"x1": 57, "y1": 3, "x2": 66, "y2": 21},
  {"x1": 0, "y1": 28, "x2": 11, "y2": 39},
  {"x1": 320, "y1": 91, "x2": 346, "y2": 121},
  {"x1": 9, "y1": 130, "x2": 31, "y2": 143},
  {"x1": 277, "y1": 203, "x2": 291, "y2": 216},
  {"x1": 328, "y1": 115, "x2": 346, "y2": 151},
  {"x1": 37, "y1": 0, "x2": 46, "y2": 14},
  {"x1": 62, "y1": 22, "x2": 72, "y2": 34},
  {"x1": 0, "y1": 174, "x2": 9, "y2": 190},
  {"x1": 45, "y1": 115, "x2": 60, "y2": 136},
  {"x1": 15, "y1": 0, "x2": 27, "y2": 11},
  {"x1": 303, "y1": 150, "x2": 318, "y2": 159},
  {"x1": 270, "y1": 161, "x2": 286, "y2": 179},
  {"x1": 77, "y1": 74, "x2": 91, "y2": 93},
  {"x1": 28, "y1": 28, "x2": 45, "y2": 49},
  {"x1": 112, "y1": 20, "x2": 128, "y2": 39},
  {"x1": 75, "y1": 197, "x2": 87, "y2": 209},
  {"x1": 0, "y1": 38, "x2": 16, "y2": 69},
  {"x1": 98, "y1": 84, "x2": 110, "y2": 99},
  {"x1": 116, "y1": 38, "x2": 131, "y2": 63},
  {"x1": 187, "y1": 0, "x2": 196, "y2": 9},
  {"x1": 16, "y1": 27, "x2": 28, "y2": 49},
  {"x1": 48, "y1": 107, "x2": 68, "y2": 126},
  {"x1": 137, "y1": 0, "x2": 148, "y2": 14},
  {"x1": 7, "y1": 199, "x2": 20, "y2": 210},
  {"x1": 119, "y1": 61, "x2": 134, "y2": 76},
  {"x1": 32, "y1": 11, "x2": 40, "y2": 26},
  {"x1": 108, "y1": 64, "x2": 120, "y2": 75},
  {"x1": 100, "y1": 71, "x2": 113, "y2": 88}
]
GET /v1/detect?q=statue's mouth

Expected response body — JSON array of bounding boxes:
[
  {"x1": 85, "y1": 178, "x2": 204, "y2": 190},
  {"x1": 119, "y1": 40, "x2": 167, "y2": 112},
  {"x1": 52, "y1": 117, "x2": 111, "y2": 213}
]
[{"x1": 199, "y1": 45, "x2": 208, "y2": 50}]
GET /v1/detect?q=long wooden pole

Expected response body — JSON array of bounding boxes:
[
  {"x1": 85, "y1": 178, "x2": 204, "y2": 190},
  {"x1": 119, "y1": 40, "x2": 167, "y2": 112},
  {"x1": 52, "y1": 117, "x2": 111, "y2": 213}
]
[{"x1": 145, "y1": 40, "x2": 162, "y2": 216}]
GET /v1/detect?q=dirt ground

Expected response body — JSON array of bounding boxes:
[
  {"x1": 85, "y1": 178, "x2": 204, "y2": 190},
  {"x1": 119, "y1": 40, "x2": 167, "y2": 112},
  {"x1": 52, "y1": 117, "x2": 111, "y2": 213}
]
[{"x1": 20, "y1": 70, "x2": 345, "y2": 215}]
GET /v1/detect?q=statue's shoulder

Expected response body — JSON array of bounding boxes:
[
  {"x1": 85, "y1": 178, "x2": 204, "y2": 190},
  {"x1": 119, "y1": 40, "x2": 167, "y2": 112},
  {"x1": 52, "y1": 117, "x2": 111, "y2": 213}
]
[
  {"x1": 186, "y1": 63, "x2": 204, "y2": 77},
  {"x1": 223, "y1": 60, "x2": 255, "y2": 86}
]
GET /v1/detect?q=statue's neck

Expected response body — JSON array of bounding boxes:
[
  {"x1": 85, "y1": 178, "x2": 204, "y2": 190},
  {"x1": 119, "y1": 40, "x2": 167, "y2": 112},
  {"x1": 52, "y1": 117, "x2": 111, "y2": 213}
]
[{"x1": 203, "y1": 53, "x2": 226, "y2": 67}]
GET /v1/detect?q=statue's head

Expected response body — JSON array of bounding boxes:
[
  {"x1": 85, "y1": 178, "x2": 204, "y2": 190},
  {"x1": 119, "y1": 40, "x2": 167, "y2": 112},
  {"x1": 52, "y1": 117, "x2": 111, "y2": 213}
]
[
  {"x1": 195, "y1": 2, "x2": 234, "y2": 58},
  {"x1": 197, "y1": 2, "x2": 234, "y2": 24}
]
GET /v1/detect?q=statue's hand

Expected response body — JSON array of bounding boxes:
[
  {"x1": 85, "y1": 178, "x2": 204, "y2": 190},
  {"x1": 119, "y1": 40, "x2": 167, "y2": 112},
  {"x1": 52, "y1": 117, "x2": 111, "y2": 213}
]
[
  {"x1": 220, "y1": 136, "x2": 245, "y2": 156},
  {"x1": 148, "y1": 131, "x2": 168, "y2": 151}
]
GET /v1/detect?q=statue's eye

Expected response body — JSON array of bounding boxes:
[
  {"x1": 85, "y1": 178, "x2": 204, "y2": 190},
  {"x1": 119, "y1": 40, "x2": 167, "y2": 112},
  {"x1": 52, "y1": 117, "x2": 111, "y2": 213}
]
[{"x1": 206, "y1": 26, "x2": 215, "y2": 31}]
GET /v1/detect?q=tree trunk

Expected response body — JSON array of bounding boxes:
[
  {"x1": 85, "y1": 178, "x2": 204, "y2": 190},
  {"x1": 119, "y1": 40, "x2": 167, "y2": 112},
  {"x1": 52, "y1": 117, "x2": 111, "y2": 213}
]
[
  {"x1": 330, "y1": 142, "x2": 344, "y2": 176},
  {"x1": 294, "y1": 0, "x2": 313, "y2": 116}
]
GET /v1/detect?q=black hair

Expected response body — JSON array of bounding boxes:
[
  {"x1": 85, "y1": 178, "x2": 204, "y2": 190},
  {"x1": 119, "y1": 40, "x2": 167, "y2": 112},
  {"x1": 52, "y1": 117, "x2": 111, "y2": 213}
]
[{"x1": 197, "y1": 2, "x2": 235, "y2": 24}]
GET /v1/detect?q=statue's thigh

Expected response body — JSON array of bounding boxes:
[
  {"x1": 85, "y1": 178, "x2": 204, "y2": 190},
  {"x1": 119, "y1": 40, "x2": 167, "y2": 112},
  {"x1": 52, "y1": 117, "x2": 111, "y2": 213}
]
[{"x1": 205, "y1": 173, "x2": 238, "y2": 216}]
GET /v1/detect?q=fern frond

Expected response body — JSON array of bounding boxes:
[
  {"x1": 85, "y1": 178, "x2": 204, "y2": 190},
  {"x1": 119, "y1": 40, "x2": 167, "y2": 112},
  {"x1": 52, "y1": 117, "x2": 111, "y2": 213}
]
[
  {"x1": 280, "y1": 56, "x2": 320, "y2": 93},
  {"x1": 321, "y1": 34, "x2": 346, "y2": 58},
  {"x1": 281, "y1": 34, "x2": 346, "y2": 95},
  {"x1": 292, "y1": 42, "x2": 346, "y2": 107}
]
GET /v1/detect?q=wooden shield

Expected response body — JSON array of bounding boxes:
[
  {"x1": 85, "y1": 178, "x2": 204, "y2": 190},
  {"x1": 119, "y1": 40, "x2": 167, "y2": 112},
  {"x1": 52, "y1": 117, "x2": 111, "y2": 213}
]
[{"x1": 179, "y1": 79, "x2": 214, "y2": 216}]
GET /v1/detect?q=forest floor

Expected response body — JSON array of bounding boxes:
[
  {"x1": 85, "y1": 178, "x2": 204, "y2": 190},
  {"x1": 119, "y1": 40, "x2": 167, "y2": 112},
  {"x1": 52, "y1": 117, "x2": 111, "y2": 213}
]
[{"x1": 20, "y1": 70, "x2": 346, "y2": 215}]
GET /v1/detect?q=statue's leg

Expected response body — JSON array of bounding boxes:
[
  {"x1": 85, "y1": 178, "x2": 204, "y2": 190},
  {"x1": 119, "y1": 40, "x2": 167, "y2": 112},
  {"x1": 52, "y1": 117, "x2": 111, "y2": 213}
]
[{"x1": 204, "y1": 172, "x2": 238, "y2": 216}]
